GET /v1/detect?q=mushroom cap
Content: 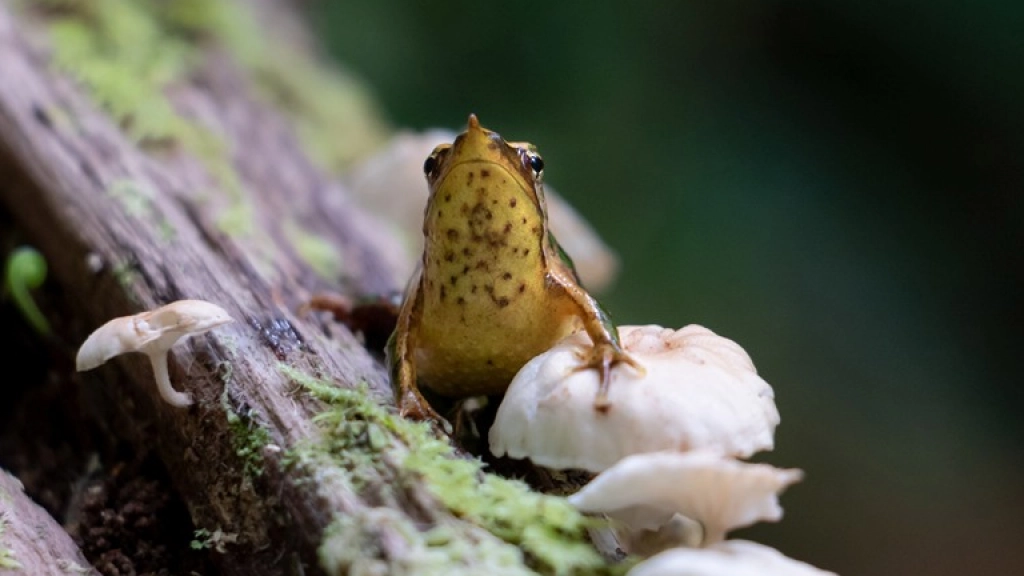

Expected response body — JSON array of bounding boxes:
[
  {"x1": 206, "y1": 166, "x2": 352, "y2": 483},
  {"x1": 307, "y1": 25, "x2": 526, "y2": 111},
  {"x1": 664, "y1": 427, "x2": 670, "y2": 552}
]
[
  {"x1": 134, "y1": 299, "x2": 234, "y2": 352},
  {"x1": 568, "y1": 451, "x2": 802, "y2": 546},
  {"x1": 76, "y1": 299, "x2": 233, "y2": 371},
  {"x1": 76, "y1": 316, "x2": 143, "y2": 371},
  {"x1": 489, "y1": 324, "x2": 780, "y2": 472},
  {"x1": 626, "y1": 540, "x2": 837, "y2": 576}
]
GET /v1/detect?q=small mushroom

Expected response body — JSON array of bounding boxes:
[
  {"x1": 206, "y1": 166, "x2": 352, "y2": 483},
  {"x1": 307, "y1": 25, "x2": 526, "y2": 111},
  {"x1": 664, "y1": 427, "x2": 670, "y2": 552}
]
[
  {"x1": 489, "y1": 324, "x2": 780, "y2": 472},
  {"x1": 76, "y1": 299, "x2": 234, "y2": 407},
  {"x1": 568, "y1": 451, "x2": 803, "y2": 550},
  {"x1": 627, "y1": 539, "x2": 837, "y2": 576}
]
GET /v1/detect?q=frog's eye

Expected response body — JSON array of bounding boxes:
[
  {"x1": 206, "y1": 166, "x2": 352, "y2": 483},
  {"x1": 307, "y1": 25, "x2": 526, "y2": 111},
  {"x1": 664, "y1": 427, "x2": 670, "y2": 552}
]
[
  {"x1": 424, "y1": 151, "x2": 445, "y2": 176},
  {"x1": 423, "y1": 154, "x2": 438, "y2": 177},
  {"x1": 528, "y1": 154, "x2": 545, "y2": 177},
  {"x1": 424, "y1": 145, "x2": 451, "y2": 178}
]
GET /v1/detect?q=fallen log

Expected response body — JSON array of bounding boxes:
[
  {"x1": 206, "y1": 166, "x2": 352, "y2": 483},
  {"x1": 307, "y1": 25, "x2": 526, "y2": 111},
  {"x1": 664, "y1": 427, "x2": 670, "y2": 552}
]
[{"x1": 0, "y1": 1, "x2": 616, "y2": 575}]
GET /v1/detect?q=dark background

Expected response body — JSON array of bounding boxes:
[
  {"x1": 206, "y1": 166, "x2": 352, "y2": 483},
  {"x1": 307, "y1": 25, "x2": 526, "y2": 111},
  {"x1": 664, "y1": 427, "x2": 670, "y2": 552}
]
[{"x1": 311, "y1": 2, "x2": 1023, "y2": 575}]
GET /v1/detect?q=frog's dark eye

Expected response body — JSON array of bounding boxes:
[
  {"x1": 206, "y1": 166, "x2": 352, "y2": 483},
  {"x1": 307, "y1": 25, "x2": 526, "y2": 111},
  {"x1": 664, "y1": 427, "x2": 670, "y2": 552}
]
[
  {"x1": 528, "y1": 154, "x2": 544, "y2": 176},
  {"x1": 423, "y1": 154, "x2": 438, "y2": 176}
]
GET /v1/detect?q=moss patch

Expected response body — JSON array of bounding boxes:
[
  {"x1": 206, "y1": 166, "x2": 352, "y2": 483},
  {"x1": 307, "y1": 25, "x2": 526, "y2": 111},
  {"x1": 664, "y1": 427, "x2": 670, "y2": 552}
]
[
  {"x1": 277, "y1": 364, "x2": 622, "y2": 576},
  {"x1": 0, "y1": 512, "x2": 21, "y2": 570},
  {"x1": 110, "y1": 259, "x2": 143, "y2": 305},
  {"x1": 107, "y1": 179, "x2": 176, "y2": 241},
  {"x1": 190, "y1": 527, "x2": 239, "y2": 554},
  {"x1": 284, "y1": 221, "x2": 344, "y2": 282},
  {"x1": 25, "y1": 0, "x2": 394, "y2": 272},
  {"x1": 220, "y1": 368, "x2": 270, "y2": 479},
  {"x1": 28, "y1": 0, "x2": 252, "y2": 234},
  {"x1": 319, "y1": 508, "x2": 533, "y2": 576},
  {"x1": 60, "y1": 0, "x2": 393, "y2": 174},
  {"x1": 191, "y1": 2, "x2": 392, "y2": 172},
  {"x1": 41, "y1": 0, "x2": 196, "y2": 144}
]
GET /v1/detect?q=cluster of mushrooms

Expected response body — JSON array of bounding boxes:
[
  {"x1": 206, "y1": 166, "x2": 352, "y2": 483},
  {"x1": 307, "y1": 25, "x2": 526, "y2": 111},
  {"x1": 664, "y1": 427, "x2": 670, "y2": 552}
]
[{"x1": 488, "y1": 323, "x2": 835, "y2": 575}]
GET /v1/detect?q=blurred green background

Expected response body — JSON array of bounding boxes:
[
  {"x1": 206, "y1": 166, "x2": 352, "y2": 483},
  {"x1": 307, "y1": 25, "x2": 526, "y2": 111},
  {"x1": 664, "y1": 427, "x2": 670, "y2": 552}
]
[{"x1": 311, "y1": 2, "x2": 1023, "y2": 575}]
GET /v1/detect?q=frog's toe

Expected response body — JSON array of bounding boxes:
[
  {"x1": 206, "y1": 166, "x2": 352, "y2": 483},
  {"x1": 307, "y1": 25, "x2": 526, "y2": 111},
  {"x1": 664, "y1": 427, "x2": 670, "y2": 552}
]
[
  {"x1": 575, "y1": 344, "x2": 644, "y2": 412},
  {"x1": 397, "y1": 391, "x2": 436, "y2": 420},
  {"x1": 620, "y1": 350, "x2": 646, "y2": 376},
  {"x1": 397, "y1": 390, "x2": 452, "y2": 430},
  {"x1": 302, "y1": 292, "x2": 354, "y2": 322}
]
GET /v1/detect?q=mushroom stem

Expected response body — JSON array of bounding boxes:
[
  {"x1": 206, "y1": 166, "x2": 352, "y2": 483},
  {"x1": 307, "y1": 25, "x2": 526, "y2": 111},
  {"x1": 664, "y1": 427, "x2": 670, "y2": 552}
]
[{"x1": 148, "y1": 351, "x2": 193, "y2": 407}]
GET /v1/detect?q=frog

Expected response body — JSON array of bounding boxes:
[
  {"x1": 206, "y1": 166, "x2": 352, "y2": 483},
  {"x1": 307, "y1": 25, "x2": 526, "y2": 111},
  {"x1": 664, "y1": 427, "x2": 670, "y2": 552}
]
[{"x1": 389, "y1": 114, "x2": 642, "y2": 422}]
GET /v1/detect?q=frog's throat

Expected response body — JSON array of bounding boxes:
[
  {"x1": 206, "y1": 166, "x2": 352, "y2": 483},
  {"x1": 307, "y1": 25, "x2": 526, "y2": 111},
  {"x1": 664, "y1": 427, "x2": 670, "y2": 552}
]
[{"x1": 432, "y1": 160, "x2": 542, "y2": 216}]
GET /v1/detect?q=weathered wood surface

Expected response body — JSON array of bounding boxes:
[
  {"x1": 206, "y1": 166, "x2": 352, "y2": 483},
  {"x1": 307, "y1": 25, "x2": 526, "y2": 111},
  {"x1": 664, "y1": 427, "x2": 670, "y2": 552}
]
[
  {"x1": 0, "y1": 1, "x2": 513, "y2": 575},
  {"x1": 0, "y1": 469, "x2": 98, "y2": 576}
]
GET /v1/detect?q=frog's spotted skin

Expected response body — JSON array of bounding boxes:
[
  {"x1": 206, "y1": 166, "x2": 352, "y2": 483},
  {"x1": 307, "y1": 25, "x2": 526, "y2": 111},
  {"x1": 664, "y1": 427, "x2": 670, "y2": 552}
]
[
  {"x1": 389, "y1": 115, "x2": 642, "y2": 421},
  {"x1": 425, "y1": 161, "x2": 541, "y2": 316}
]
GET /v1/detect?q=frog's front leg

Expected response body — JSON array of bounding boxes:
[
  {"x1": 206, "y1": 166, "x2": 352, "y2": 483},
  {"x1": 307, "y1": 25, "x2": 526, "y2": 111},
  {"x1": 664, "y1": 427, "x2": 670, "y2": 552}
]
[
  {"x1": 386, "y1": 279, "x2": 444, "y2": 422},
  {"x1": 552, "y1": 278, "x2": 645, "y2": 411}
]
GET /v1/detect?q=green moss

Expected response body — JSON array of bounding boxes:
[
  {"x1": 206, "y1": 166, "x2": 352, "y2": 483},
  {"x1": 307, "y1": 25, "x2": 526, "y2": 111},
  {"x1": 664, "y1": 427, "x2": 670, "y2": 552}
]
[
  {"x1": 284, "y1": 221, "x2": 343, "y2": 281},
  {"x1": 30, "y1": 0, "x2": 252, "y2": 235},
  {"x1": 220, "y1": 374, "x2": 270, "y2": 479},
  {"x1": 26, "y1": 0, "x2": 395, "y2": 265},
  {"x1": 320, "y1": 509, "x2": 533, "y2": 576},
  {"x1": 111, "y1": 259, "x2": 142, "y2": 294},
  {"x1": 277, "y1": 364, "x2": 618, "y2": 576},
  {"x1": 154, "y1": 0, "x2": 393, "y2": 172},
  {"x1": 106, "y1": 179, "x2": 176, "y2": 241},
  {"x1": 43, "y1": 3, "x2": 194, "y2": 144},
  {"x1": 190, "y1": 527, "x2": 238, "y2": 554},
  {"x1": 247, "y1": 53, "x2": 391, "y2": 172},
  {"x1": 0, "y1": 513, "x2": 21, "y2": 570}
]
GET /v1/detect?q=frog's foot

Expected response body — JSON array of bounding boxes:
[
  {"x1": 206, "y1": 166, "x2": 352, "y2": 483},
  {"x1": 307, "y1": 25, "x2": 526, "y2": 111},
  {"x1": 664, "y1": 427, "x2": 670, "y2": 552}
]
[
  {"x1": 300, "y1": 292, "x2": 354, "y2": 323},
  {"x1": 397, "y1": 388, "x2": 453, "y2": 434},
  {"x1": 304, "y1": 292, "x2": 402, "y2": 352},
  {"x1": 574, "y1": 343, "x2": 645, "y2": 412}
]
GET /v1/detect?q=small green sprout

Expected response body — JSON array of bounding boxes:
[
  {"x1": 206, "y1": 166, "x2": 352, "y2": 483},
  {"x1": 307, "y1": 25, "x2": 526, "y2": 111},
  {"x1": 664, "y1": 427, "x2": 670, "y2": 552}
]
[
  {"x1": 190, "y1": 527, "x2": 238, "y2": 554},
  {"x1": 3, "y1": 246, "x2": 50, "y2": 336}
]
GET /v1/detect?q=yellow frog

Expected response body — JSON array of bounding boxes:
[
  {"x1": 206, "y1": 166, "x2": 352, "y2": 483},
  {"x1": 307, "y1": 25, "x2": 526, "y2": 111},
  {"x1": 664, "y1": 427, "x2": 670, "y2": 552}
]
[{"x1": 389, "y1": 115, "x2": 641, "y2": 421}]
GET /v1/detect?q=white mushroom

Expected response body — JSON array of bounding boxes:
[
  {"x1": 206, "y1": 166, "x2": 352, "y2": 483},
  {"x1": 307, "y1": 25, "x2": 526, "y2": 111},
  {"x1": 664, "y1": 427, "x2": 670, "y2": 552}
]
[
  {"x1": 568, "y1": 451, "x2": 802, "y2": 550},
  {"x1": 489, "y1": 324, "x2": 779, "y2": 472},
  {"x1": 76, "y1": 299, "x2": 234, "y2": 407},
  {"x1": 616, "y1": 514, "x2": 706, "y2": 558},
  {"x1": 627, "y1": 540, "x2": 837, "y2": 576}
]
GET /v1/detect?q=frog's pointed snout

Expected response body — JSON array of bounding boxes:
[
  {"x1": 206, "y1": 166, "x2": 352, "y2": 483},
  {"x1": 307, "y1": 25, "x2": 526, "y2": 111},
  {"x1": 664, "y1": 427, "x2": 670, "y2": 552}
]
[{"x1": 457, "y1": 113, "x2": 498, "y2": 155}]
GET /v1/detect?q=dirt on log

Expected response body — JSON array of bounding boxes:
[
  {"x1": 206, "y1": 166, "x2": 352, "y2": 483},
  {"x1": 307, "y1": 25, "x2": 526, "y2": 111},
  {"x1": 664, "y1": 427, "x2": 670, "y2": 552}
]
[{"x1": 0, "y1": 1, "x2": 571, "y2": 575}]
